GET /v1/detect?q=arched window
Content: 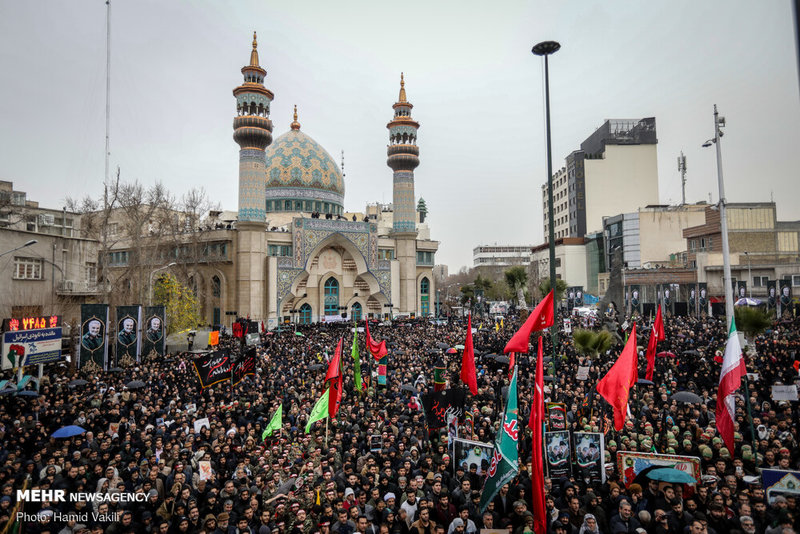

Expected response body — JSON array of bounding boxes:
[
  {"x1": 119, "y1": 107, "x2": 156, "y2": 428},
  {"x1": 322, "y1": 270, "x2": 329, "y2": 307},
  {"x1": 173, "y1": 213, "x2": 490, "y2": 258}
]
[
  {"x1": 299, "y1": 303, "x2": 312, "y2": 325},
  {"x1": 324, "y1": 278, "x2": 339, "y2": 316},
  {"x1": 420, "y1": 277, "x2": 430, "y2": 316},
  {"x1": 211, "y1": 276, "x2": 221, "y2": 298},
  {"x1": 351, "y1": 302, "x2": 362, "y2": 323}
]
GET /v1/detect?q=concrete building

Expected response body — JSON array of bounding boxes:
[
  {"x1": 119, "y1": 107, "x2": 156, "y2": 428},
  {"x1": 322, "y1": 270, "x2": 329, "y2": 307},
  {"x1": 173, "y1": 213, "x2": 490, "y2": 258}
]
[
  {"x1": 0, "y1": 181, "x2": 99, "y2": 323},
  {"x1": 472, "y1": 245, "x2": 534, "y2": 268},
  {"x1": 543, "y1": 118, "x2": 659, "y2": 239},
  {"x1": 531, "y1": 238, "x2": 588, "y2": 289}
]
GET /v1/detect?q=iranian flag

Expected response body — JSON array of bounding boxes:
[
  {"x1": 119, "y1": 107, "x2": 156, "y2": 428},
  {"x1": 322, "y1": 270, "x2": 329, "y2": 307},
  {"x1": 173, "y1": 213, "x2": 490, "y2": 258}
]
[
  {"x1": 479, "y1": 365, "x2": 519, "y2": 513},
  {"x1": 716, "y1": 318, "x2": 747, "y2": 452}
]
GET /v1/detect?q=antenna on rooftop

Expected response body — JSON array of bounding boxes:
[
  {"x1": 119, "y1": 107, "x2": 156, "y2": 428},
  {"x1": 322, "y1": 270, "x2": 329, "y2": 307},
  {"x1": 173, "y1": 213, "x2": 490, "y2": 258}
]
[{"x1": 677, "y1": 151, "x2": 687, "y2": 205}]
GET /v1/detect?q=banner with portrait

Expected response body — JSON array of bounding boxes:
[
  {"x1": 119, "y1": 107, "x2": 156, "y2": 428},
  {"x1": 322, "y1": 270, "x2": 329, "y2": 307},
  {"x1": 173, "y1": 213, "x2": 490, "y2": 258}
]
[
  {"x1": 761, "y1": 469, "x2": 800, "y2": 505},
  {"x1": 688, "y1": 283, "x2": 698, "y2": 316},
  {"x1": 115, "y1": 305, "x2": 142, "y2": 366},
  {"x1": 574, "y1": 432, "x2": 605, "y2": 483},
  {"x1": 767, "y1": 280, "x2": 778, "y2": 313},
  {"x1": 779, "y1": 279, "x2": 793, "y2": 317},
  {"x1": 79, "y1": 304, "x2": 109, "y2": 372},
  {"x1": 574, "y1": 287, "x2": 584, "y2": 308},
  {"x1": 546, "y1": 402, "x2": 567, "y2": 431},
  {"x1": 142, "y1": 306, "x2": 166, "y2": 359},
  {"x1": 545, "y1": 430, "x2": 571, "y2": 479},
  {"x1": 698, "y1": 283, "x2": 708, "y2": 316},
  {"x1": 452, "y1": 438, "x2": 493, "y2": 475},
  {"x1": 567, "y1": 287, "x2": 576, "y2": 311},
  {"x1": 616, "y1": 451, "x2": 701, "y2": 488},
  {"x1": 664, "y1": 284, "x2": 677, "y2": 316},
  {"x1": 735, "y1": 281, "x2": 747, "y2": 302},
  {"x1": 629, "y1": 285, "x2": 641, "y2": 316}
]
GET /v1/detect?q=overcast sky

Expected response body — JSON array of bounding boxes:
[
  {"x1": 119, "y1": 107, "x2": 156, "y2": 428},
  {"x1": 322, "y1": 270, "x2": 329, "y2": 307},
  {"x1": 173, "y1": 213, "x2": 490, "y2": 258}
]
[{"x1": 1, "y1": 1, "x2": 798, "y2": 271}]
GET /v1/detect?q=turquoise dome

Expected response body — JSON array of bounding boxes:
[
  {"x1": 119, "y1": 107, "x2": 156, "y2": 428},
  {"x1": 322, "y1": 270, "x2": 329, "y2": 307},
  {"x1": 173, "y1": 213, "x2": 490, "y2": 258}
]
[{"x1": 264, "y1": 128, "x2": 344, "y2": 214}]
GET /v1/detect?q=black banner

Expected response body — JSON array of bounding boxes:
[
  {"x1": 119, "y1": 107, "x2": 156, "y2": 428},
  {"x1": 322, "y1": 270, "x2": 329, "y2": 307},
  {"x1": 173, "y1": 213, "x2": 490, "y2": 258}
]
[
  {"x1": 546, "y1": 402, "x2": 567, "y2": 431},
  {"x1": 545, "y1": 430, "x2": 571, "y2": 479},
  {"x1": 193, "y1": 351, "x2": 231, "y2": 388},
  {"x1": 420, "y1": 387, "x2": 466, "y2": 428},
  {"x1": 767, "y1": 280, "x2": 777, "y2": 312},
  {"x1": 142, "y1": 306, "x2": 166, "y2": 360},
  {"x1": 698, "y1": 283, "x2": 708, "y2": 315},
  {"x1": 630, "y1": 285, "x2": 641, "y2": 316},
  {"x1": 688, "y1": 284, "x2": 698, "y2": 316},
  {"x1": 115, "y1": 305, "x2": 141, "y2": 366},
  {"x1": 780, "y1": 279, "x2": 793, "y2": 317},
  {"x1": 232, "y1": 351, "x2": 257, "y2": 386},
  {"x1": 79, "y1": 304, "x2": 109, "y2": 372},
  {"x1": 574, "y1": 432, "x2": 605, "y2": 483},
  {"x1": 736, "y1": 281, "x2": 747, "y2": 302}
]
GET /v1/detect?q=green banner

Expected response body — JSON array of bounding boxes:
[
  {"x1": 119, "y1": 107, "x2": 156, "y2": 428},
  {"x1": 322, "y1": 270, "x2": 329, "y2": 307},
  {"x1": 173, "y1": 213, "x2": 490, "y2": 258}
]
[{"x1": 479, "y1": 366, "x2": 519, "y2": 512}]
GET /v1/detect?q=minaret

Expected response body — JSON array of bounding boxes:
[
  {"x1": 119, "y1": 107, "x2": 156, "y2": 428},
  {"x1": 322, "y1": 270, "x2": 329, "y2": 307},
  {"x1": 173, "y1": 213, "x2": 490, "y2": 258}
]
[
  {"x1": 234, "y1": 31, "x2": 273, "y2": 223},
  {"x1": 233, "y1": 32, "x2": 273, "y2": 321},
  {"x1": 387, "y1": 73, "x2": 420, "y2": 315}
]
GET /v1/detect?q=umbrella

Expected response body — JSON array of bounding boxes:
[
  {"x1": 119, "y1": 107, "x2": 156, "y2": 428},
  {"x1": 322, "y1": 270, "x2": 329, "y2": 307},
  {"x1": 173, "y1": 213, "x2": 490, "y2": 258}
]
[
  {"x1": 308, "y1": 364, "x2": 325, "y2": 371},
  {"x1": 735, "y1": 297, "x2": 762, "y2": 307},
  {"x1": 426, "y1": 349, "x2": 440, "y2": 355},
  {"x1": 446, "y1": 348, "x2": 457, "y2": 354},
  {"x1": 108, "y1": 367, "x2": 124, "y2": 373},
  {"x1": 657, "y1": 351, "x2": 676, "y2": 359},
  {"x1": 646, "y1": 467, "x2": 696, "y2": 484},
  {"x1": 126, "y1": 380, "x2": 146, "y2": 390},
  {"x1": 671, "y1": 391, "x2": 703, "y2": 404},
  {"x1": 543, "y1": 376, "x2": 556, "y2": 382},
  {"x1": 52, "y1": 425, "x2": 87, "y2": 438},
  {"x1": 16, "y1": 391, "x2": 39, "y2": 398},
  {"x1": 393, "y1": 349, "x2": 405, "y2": 355},
  {"x1": 493, "y1": 355, "x2": 510, "y2": 364},
  {"x1": 69, "y1": 379, "x2": 88, "y2": 387},
  {"x1": 436, "y1": 342, "x2": 449, "y2": 350},
  {"x1": 0, "y1": 387, "x2": 17, "y2": 396},
  {"x1": 454, "y1": 344, "x2": 465, "y2": 350},
  {"x1": 637, "y1": 379, "x2": 654, "y2": 386},
  {"x1": 682, "y1": 350, "x2": 701, "y2": 356},
  {"x1": 400, "y1": 384, "x2": 418, "y2": 393},
  {"x1": 294, "y1": 332, "x2": 304, "y2": 337}
]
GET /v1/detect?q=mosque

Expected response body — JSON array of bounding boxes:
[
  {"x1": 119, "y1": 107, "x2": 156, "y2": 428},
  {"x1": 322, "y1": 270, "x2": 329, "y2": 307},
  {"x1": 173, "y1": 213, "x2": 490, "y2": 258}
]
[{"x1": 220, "y1": 33, "x2": 438, "y2": 327}]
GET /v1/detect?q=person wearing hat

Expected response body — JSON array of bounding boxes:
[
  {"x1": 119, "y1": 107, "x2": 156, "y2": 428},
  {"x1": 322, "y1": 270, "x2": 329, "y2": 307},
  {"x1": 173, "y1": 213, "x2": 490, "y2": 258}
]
[{"x1": 447, "y1": 505, "x2": 476, "y2": 534}]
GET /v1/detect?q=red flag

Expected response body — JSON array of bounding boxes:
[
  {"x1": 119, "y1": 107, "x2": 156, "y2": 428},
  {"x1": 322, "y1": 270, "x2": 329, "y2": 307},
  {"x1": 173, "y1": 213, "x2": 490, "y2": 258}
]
[
  {"x1": 460, "y1": 314, "x2": 478, "y2": 395},
  {"x1": 504, "y1": 291, "x2": 554, "y2": 354},
  {"x1": 530, "y1": 336, "x2": 547, "y2": 534},
  {"x1": 597, "y1": 323, "x2": 638, "y2": 431},
  {"x1": 644, "y1": 306, "x2": 665, "y2": 381},
  {"x1": 365, "y1": 320, "x2": 388, "y2": 361},
  {"x1": 327, "y1": 339, "x2": 344, "y2": 418},
  {"x1": 508, "y1": 352, "x2": 516, "y2": 381}
]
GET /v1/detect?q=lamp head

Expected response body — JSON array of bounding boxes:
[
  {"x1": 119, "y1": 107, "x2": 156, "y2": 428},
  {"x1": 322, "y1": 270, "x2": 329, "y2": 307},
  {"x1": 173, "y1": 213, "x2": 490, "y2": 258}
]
[{"x1": 532, "y1": 41, "x2": 561, "y2": 56}]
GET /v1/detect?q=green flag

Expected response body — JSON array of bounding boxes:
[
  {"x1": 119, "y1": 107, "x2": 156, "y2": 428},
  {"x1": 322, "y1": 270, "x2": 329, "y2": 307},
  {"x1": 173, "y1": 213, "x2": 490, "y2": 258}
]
[
  {"x1": 479, "y1": 365, "x2": 519, "y2": 512},
  {"x1": 262, "y1": 404, "x2": 282, "y2": 440},
  {"x1": 353, "y1": 326, "x2": 362, "y2": 392},
  {"x1": 305, "y1": 388, "x2": 330, "y2": 433}
]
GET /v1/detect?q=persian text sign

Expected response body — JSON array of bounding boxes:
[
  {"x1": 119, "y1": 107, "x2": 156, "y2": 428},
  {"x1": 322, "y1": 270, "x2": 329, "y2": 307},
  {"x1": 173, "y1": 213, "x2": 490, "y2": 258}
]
[{"x1": 2, "y1": 328, "x2": 62, "y2": 370}]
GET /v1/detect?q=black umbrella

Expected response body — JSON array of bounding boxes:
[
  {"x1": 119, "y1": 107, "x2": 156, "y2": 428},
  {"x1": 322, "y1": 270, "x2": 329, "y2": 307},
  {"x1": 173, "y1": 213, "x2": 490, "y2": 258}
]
[
  {"x1": 493, "y1": 355, "x2": 510, "y2": 364},
  {"x1": 426, "y1": 349, "x2": 440, "y2": 355},
  {"x1": 543, "y1": 376, "x2": 556, "y2": 382},
  {"x1": 308, "y1": 364, "x2": 325, "y2": 371},
  {"x1": 637, "y1": 379, "x2": 654, "y2": 386},
  {"x1": 108, "y1": 367, "x2": 124, "y2": 373},
  {"x1": 126, "y1": 380, "x2": 146, "y2": 390},
  {"x1": 436, "y1": 342, "x2": 449, "y2": 350},
  {"x1": 400, "y1": 384, "x2": 417, "y2": 394},
  {"x1": 682, "y1": 350, "x2": 701, "y2": 356},
  {"x1": 69, "y1": 379, "x2": 88, "y2": 387},
  {"x1": 16, "y1": 391, "x2": 39, "y2": 398},
  {"x1": 671, "y1": 391, "x2": 703, "y2": 404}
]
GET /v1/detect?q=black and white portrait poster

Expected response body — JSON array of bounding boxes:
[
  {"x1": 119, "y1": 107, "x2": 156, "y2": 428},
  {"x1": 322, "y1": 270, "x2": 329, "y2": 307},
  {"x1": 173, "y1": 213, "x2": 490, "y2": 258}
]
[
  {"x1": 767, "y1": 280, "x2": 777, "y2": 312},
  {"x1": 779, "y1": 279, "x2": 793, "y2": 317},
  {"x1": 574, "y1": 432, "x2": 605, "y2": 483}
]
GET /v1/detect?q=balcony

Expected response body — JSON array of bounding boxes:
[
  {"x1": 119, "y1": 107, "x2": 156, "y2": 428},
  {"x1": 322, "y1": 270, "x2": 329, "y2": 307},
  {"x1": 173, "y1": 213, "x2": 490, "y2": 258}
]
[{"x1": 56, "y1": 280, "x2": 102, "y2": 296}]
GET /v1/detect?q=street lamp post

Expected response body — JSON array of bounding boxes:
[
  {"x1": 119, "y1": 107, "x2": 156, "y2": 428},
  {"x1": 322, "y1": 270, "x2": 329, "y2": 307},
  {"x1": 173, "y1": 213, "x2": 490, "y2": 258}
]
[
  {"x1": 744, "y1": 251, "x2": 752, "y2": 298},
  {"x1": 703, "y1": 105, "x2": 734, "y2": 330},
  {"x1": 533, "y1": 40, "x2": 561, "y2": 374},
  {"x1": 0, "y1": 239, "x2": 38, "y2": 258},
  {"x1": 148, "y1": 262, "x2": 177, "y2": 306}
]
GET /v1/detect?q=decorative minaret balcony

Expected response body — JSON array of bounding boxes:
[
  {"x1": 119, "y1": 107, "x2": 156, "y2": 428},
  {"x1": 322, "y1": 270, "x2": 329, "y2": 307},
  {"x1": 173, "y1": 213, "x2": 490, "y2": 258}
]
[{"x1": 386, "y1": 73, "x2": 419, "y2": 234}]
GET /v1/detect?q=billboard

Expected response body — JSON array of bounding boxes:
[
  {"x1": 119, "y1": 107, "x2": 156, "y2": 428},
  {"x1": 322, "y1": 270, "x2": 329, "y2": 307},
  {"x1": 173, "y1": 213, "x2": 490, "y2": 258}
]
[{"x1": 2, "y1": 328, "x2": 62, "y2": 370}]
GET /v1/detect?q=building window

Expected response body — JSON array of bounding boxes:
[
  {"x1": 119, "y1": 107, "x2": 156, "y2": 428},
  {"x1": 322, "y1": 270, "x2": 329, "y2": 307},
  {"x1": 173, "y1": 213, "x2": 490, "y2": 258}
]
[
  {"x1": 299, "y1": 303, "x2": 312, "y2": 324},
  {"x1": 752, "y1": 276, "x2": 768, "y2": 287},
  {"x1": 379, "y1": 249, "x2": 395, "y2": 260},
  {"x1": 268, "y1": 244, "x2": 292, "y2": 257},
  {"x1": 211, "y1": 275, "x2": 221, "y2": 298},
  {"x1": 351, "y1": 302, "x2": 362, "y2": 322},
  {"x1": 284, "y1": 200, "x2": 291, "y2": 211},
  {"x1": 14, "y1": 257, "x2": 43, "y2": 280},
  {"x1": 266, "y1": 201, "x2": 272, "y2": 212},
  {"x1": 792, "y1": 275, "x2": 800, "y2": 287},
  {"x1": 107, "y1": 251, "x2": 129, "y2": 266},
  {"x1": 324, "y1": 277, "x2": 339, "y2": 316},
  {"x1": 416, "y1": 251, "x2": 434, "y2": 265},
  {"x1": 85, "y1": 262, "x2": 97, "y2": 284}
]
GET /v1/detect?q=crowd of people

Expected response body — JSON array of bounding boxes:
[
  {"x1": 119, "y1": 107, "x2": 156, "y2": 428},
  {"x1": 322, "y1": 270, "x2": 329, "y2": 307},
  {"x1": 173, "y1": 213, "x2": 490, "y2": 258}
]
[{"x1": 0, "y1": 306, "x2": 798, "y2": 534}]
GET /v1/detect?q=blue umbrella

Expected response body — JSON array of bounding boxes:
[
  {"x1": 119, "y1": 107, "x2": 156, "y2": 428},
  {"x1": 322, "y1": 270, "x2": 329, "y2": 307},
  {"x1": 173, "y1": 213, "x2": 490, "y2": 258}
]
[
  {"x1": 646, "y1": 467, "x2": 696, "y2": 484},
  {"x1": 51, "y1": 425, "x2": 87, "y2": 438},
  {"x1": 16, "y1": 391, "x2": 39, "y2": 398}
]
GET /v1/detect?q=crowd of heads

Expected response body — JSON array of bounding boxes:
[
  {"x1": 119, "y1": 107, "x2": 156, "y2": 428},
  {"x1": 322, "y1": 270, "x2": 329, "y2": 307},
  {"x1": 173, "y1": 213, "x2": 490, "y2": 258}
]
[{"x1": 0, "y1": 308, "x2": 798, "y2": 534}]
